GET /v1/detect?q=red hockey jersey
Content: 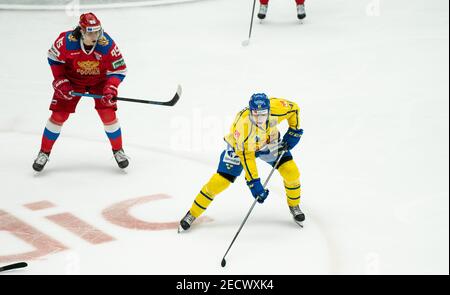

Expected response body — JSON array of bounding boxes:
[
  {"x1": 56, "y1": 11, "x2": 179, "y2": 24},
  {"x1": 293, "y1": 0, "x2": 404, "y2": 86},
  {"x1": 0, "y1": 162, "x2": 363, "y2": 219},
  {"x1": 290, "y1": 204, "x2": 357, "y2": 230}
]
[{"x1": 47, "y1": 30, "x2": 127, "y2": 89}]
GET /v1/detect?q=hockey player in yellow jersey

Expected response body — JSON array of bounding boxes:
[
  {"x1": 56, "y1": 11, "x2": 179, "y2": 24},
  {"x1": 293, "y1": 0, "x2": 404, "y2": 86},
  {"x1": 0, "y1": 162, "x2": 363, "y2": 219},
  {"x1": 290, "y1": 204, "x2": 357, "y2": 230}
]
[{"x1": 178, "y1": 93, "x2": 304, "y2": 232}]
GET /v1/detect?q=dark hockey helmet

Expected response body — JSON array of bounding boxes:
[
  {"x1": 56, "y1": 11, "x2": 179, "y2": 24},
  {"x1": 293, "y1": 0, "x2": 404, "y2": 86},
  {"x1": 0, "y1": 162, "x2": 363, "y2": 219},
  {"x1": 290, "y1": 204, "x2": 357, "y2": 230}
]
[{"x1": 249, "y1": 93, "x2": 270, "y2": 126}]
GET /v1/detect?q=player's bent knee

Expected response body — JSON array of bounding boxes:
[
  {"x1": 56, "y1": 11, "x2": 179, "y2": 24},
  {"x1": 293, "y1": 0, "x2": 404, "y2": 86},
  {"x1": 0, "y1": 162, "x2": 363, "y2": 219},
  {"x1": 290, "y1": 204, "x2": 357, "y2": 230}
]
[
  {"x1": 206, "y1": 173, "x2": 232, "y2": 195},
  {"x1": 276, "y1": 155, "x2": 293, "y2": 169},
  {"x1": 97, "y1": 108, "x2": 117, "y2": 124},
  {"x1": 278, "y1": 160, "x2": 300, "y2": 181},
  {"x1": 218, "y1": 172, "x2": 238, "y2": 183},
  {"x1": 50, "y1": 111, "x2": 70, "y2": 124}
]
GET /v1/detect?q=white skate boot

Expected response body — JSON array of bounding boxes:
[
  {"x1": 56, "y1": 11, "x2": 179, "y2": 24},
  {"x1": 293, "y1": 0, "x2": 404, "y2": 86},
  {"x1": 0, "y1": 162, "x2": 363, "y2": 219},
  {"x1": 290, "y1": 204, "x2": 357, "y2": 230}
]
[
  {"x1": 258, "y1": 4, "x2": 268, "y2": 20},
  {"x1": 297, "y1": 4, "x2": 306, "y2": 20}
]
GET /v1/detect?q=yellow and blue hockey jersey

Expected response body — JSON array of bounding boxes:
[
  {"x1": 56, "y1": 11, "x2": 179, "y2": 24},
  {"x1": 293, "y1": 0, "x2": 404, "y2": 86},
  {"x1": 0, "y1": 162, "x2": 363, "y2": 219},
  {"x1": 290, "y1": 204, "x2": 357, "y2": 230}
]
[{"x1": 224, "y1": 97, "x2": 300, "y2": 181}]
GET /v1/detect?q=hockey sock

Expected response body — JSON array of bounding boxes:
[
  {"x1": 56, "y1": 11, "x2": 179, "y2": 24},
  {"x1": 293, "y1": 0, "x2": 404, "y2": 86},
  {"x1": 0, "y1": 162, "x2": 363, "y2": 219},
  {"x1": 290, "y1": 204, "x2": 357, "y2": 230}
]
[
  {"x1": 97, "y1": 109, "x2": 122, "y2": 151},
  {"x1": 278, "y1": 160, "x2": 301, "y2": 207},
  {"x1": 40, "y1": 111, "x2": 70, "y2": 153},
  {"x1": 190, "y1": 173, "x2": 231, "y2": 218}
]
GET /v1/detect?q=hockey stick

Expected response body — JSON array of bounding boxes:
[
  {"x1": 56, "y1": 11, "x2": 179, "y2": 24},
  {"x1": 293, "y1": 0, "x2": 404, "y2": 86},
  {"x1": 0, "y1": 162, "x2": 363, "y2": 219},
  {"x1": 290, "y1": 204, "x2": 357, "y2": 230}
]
[
  {"x1": 221, "y1": 149, "x2": 287, "y2": 267},
  {"x1": 0, "y1": 262, "x2": 28, "y2": 273},
  {"x1": 242, "y1": 0, "x2": 257, "y2": 46},
  {"x1": 71, "y1": 84, "x2": 182, "y2": 106}
]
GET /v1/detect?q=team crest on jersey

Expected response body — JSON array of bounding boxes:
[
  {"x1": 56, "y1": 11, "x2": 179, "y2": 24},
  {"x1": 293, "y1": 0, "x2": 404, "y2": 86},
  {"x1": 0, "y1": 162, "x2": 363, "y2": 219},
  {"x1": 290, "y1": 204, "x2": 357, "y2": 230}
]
[
  {"x1": 68, "y1": 34, "x2": 78, "y2": 42},
  {"x1": 97, "y1": 36, "x2": 109, "y2": 46},
  {"x1": 77, "y1": 61, "x2": 100, "y2": 75}
]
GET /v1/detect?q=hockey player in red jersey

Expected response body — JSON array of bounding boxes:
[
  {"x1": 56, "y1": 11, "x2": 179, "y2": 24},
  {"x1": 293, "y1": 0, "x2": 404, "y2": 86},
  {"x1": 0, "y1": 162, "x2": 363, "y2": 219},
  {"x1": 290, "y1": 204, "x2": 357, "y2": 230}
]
[
  {"x1": 258, "y1": 0, "x2": 306, "y2": 20},
  {"x1": 33, "y1": 12, "x2": 129, "y2": 172}
]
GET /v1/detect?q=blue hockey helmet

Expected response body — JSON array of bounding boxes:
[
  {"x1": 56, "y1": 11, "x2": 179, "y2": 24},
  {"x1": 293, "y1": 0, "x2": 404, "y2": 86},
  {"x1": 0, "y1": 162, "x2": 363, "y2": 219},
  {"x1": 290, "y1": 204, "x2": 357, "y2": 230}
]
[
  {"x1": 249, "y1": 93, "x2": 270, "y2": 111},
  {"x1": 249, "y1": 93, "x2": 270, "y2": 126}
]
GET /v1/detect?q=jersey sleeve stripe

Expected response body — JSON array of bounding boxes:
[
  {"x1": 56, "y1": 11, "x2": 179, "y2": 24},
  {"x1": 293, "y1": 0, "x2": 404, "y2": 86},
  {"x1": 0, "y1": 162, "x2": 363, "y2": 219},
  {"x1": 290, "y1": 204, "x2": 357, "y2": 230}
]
[
  {"x1": 47, "y1": 58, "x2": 64, "y2": 66},
  {"x1": 107, "y1": 69, "x2": 127, "y2": 75},
  {"x1": 106, "y1": 74, "x2": 126, "y2": 81}
]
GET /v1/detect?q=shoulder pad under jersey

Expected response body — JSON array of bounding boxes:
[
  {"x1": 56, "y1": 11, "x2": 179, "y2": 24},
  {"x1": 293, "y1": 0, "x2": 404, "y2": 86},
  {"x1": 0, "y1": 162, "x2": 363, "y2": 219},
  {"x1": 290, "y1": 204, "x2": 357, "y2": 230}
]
[
  {"x1": 64, "y1": 31, "x2": 81, "y2": 51},
  {"x1": 95, "y1": 32, "x2": 114, "y2": 55}
]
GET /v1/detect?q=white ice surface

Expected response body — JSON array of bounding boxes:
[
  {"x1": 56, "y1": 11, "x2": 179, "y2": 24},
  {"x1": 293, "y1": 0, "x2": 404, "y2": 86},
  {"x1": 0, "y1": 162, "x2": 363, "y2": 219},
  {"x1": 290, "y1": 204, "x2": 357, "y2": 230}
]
[{"x1": 0, "y1": 0, "x2": 448, "y2": 274}]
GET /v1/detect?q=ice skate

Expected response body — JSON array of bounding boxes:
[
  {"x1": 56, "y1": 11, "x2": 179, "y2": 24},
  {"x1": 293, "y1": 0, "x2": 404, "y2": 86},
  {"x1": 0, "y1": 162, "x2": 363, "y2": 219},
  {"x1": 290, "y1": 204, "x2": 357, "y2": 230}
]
[
  {"x1": 178, "y1": 211, "x2": 196, "y2": 233},
  {"x1": 32, "y1": 151, "x2": 50, "y2": 172},
  {"x1": 113, "y1": 149, "x2": 129, "y2": 169},
  {"x1": 297, "y1": 4, "x2": 306, "y2": 20},
  {"x1": 257, "y1": 4, "x2": 268, "y2": 20},
  {"x1": 289, "y1": 205, "x2": 305, "y2": 228}
]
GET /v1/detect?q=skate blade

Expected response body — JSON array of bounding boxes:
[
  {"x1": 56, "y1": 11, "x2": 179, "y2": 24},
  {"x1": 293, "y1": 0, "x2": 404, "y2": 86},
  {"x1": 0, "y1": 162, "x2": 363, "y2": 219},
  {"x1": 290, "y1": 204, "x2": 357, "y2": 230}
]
[
  {"x1": 33, "y1": 168, "x2": 45, "y2": 176},
  {"x1": 177, "y1": 225, "x2": 185, "y2": 234},
  {"x1": 294, "y1": 220, "x2": 304, "y2": 228}
]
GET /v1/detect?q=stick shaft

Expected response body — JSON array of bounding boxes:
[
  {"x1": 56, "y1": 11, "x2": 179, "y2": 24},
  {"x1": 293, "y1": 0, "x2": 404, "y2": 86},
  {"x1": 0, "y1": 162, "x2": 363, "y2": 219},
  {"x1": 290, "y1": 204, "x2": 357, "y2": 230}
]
[
  {"x1": 248, "y1": 0, "x2": 257, "y2": 40},
  {"x1": 70, "y1": 85, "x2": 181, "y2": 106},
  {"x1": 71, "y1": 92, "x2": 173, "y2": 105},
  {"x1": 221, "y1": 150, "x2": 287, "y2": 262}
]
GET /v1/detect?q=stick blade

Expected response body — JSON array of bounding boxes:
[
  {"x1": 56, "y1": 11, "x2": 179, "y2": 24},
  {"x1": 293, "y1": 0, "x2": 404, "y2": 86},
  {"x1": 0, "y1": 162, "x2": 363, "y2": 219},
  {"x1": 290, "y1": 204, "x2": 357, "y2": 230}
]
[
  {"x1": 241, "y1": 39, "x2": 250, "y2": 47},
  {"x1": 163, "y1": 84, "x2": 182, "y2": 106},
  {"x1": 176, "y1": 84, "x2": 182, "y2": 97},
  {"x1": 173, "y1": 84, "x2": 182, "y2": 103},
  {"x1": 221, "y1": 259, "x2": 226, "y2": 268},
  {"x1": 0, "y1": 262, "x2": 28, "y2": 272}
]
